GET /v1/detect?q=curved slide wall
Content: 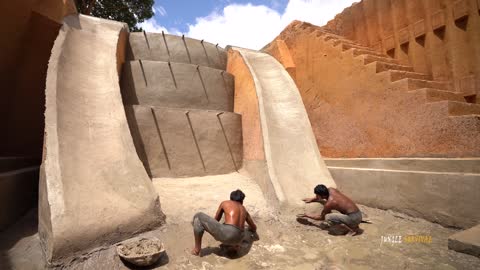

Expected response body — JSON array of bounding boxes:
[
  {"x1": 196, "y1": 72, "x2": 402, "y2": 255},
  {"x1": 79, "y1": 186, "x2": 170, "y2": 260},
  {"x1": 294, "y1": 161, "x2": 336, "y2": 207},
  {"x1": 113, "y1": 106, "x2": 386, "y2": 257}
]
[
  {"x1": 229, "y1": 47, "x2": 336, "y2": 206},
  {"x1": 39, "y1": 15, "x2": 164, "y2": 263}
]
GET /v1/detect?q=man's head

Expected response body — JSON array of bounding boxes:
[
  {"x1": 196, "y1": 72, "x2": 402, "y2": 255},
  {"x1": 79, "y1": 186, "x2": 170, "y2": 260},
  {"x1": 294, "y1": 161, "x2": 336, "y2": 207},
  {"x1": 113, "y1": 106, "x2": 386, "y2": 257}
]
[
  {"x1": 314, "y1": 184, "x2": 329, "y2": 199},
  {"x1": 230, "y1": 189, "x2": 245, "y2": 204}
]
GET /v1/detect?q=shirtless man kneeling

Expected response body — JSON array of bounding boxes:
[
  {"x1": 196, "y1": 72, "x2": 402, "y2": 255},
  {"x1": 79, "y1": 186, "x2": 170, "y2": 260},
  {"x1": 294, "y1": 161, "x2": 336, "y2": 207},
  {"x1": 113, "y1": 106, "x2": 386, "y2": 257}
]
[
  {"x1": 299, "y1": 184, "x2": 362, "y2": 236},
  {"x1": 191, "y1": 189, "x2": 257, "y2": 256}
]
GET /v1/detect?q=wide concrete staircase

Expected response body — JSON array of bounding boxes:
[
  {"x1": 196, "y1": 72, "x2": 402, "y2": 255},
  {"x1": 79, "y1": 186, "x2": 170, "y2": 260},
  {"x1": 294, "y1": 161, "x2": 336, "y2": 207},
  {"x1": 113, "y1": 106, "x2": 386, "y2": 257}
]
[
  {"x1": 0, "y1": 157, "x2": 39, "y2": 231},
  {"x1": 121, "y1": 32, "x2": 242, "y2": 178},
  {"x1": 317, "y1": 30, "x2": 480, "y2": 117}
]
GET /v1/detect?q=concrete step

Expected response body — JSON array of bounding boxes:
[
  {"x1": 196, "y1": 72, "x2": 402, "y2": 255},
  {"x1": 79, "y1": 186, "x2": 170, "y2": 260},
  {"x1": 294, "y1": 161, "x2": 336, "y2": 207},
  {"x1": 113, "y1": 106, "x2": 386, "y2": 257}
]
[
  {"x1": 389, "y1": 70, "x2": 432, "y2": 82},
  {"x1": 121, "y1": 60, "x2": 234, "y2": 112},
  {"x1": 394, "y1": 78, "x2": 450, "y2": 90},
  {"x1": 350, "y1": 48, "x2": 386, "y2": 57},
  {"x1": 446, "y1": 101, "x2": 480, "y2": 116},
  {"x1": 448, "y1": 224, "x2": 480, "y2": 258},
  {"x1": 362, "y1": 54, "x2": 399, "y2": 65},
  {"x1": 127, "y1": 105, "x2": 242, "y2": 178},
  {"x1": 341, "y1": 43, "x2": 375, "y2": 52},
  {"x1": 372, "y1": 62, "x2": 414, "y2": 73},
  {"x1": 412, "y1": 88, "x2": 466, "y2": 102},
  {"x1": 128, "y1": 32, "x2": 227, "y2": 70}
]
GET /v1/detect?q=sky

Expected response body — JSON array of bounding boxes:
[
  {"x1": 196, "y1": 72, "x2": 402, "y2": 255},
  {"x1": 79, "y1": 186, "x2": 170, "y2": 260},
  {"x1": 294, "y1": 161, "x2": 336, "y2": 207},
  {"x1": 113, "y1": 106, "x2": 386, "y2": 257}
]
[{"x1": 138, "y1": 0, "x2": 358, "y2": 50}]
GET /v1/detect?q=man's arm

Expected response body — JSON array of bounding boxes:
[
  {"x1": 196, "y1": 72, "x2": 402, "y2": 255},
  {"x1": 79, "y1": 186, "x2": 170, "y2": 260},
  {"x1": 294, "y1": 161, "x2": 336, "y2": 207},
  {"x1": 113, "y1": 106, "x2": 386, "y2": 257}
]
[
  {"x1": 246, "y1": 212, "x2": 257, "y2": 232},
  {"x1": 214, "y1": 202, "x2": 224, "y2": 221},
  {"x1": 301, "y1": 202, "x2": 332, "y2": 220},
  {"x1": 302, "y1": 197, "x2": 327, "y2": 205}
]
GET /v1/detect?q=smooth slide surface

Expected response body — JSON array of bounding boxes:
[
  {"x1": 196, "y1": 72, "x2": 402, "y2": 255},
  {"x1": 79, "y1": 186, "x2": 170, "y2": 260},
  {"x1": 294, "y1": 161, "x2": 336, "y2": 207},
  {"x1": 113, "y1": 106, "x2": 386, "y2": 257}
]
[{"x1": 232, "y1": 47, "x2": 335, "y2": 206}]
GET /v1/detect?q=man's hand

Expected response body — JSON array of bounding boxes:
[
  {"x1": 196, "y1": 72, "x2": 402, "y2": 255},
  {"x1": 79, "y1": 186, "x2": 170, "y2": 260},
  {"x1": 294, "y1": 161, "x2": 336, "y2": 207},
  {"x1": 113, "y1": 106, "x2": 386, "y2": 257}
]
[
  {"x1": 296, "y1": 213, "x2": 309, "y2": 218},
  {"x1": 302, "y1": 198, "x2": 314, "y2": 203}
]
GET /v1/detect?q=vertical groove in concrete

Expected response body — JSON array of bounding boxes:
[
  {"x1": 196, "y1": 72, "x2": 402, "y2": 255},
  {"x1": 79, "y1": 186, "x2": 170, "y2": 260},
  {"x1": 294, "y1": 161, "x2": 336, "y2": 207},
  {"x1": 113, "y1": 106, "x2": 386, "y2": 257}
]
[
  {"x1": 182, "y1": 35, "x2": 192, "y2": 64},
  {"x1": 143, "y1": 31, "x2": 150, "y2": 50},
  {"x1": 200, "y1": 40, "x2": 212, "y2": 67},
  {"x1": 196, "y1": 65, "x2": 209, "y2": 101},
  {"x1": 139, "y1": 60, "x2": 148, "y2": 87},
  {"x1": 162, "y1": 31, "x2": 171, "y2": 58},
  {"x1": 151, "y1": 108, "x2": 171, "y2": 170},
  {"x1": 167, "y1": 62, "x2": 177, "y2": 89},
  {"x1": 220, "y1": 71, "x2": 229, "y2": 95},
  {"x1": 185, "y1": 111, "x2": 206, "y2": 171},
  {"x1": 215, "y1": 44, "x2": 221, "y2": 65},
  {"x1": 216, "y1": 113, "x2": 238, "y2": 171}
]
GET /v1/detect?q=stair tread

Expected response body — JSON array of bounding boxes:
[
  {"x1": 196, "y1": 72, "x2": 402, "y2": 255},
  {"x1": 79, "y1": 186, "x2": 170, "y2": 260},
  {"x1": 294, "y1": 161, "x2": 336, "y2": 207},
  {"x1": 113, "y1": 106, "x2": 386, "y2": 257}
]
[
  {"x1": 390, "y1": 70, "x2": 432, "y2": 81},
  {"x1": 351, "y1": 48, "x2": 386, "y2": 57},
  {"x1": 362, "y1": 54, "x2": 399, "y2": 64},
  {"x1": 412, "y1": 88, "x2": 466, "y2": 102},
  {"x1": 373, "y1": 61, "x2": 414, "y2": 72},
  {"x1": 433, "y1": 100, "x2": 480, "y2": 116}
]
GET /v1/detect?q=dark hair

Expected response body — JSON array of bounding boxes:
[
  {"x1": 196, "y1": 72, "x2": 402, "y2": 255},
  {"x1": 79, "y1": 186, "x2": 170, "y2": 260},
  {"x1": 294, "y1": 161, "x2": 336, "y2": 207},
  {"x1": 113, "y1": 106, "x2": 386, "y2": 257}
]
[
  {"x1": 314, "y1": 184, "x2": 329, "y2": 198},
  {"x1": 230, "y1": 189, "x2": 245, "y2": 203}
]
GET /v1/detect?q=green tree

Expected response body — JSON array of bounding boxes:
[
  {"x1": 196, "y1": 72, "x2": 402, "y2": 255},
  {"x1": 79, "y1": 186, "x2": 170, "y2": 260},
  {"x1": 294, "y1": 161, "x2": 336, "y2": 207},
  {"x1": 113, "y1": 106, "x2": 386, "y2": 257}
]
[{"x1": 75, "y1": 0, "x2": 155, "y2": 31}]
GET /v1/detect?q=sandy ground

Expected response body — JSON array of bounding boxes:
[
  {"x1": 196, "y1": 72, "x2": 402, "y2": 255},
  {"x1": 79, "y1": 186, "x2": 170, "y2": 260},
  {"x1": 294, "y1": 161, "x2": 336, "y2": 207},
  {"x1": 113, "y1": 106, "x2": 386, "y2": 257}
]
[{"x1": 1, "y1": 173, "x2": 479, "y2": 269}]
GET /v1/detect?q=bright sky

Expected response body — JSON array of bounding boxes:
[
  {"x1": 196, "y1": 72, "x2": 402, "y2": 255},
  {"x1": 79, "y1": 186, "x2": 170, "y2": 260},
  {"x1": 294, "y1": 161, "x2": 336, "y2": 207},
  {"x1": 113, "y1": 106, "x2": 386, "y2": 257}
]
[{"x1": 138, "y1": 0, "x2": 358, "y2": 50}]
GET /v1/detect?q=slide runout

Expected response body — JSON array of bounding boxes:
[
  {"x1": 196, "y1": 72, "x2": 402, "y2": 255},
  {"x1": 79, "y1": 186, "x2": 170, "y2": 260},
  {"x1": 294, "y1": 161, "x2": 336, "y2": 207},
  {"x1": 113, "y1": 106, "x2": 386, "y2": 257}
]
[
  {"x1": 121, "y1": 60, "x2": 234, "y2": 111},
  {"x1": 127, "y1": 32, "x2": 227, "y2": 70},
  {"x1": 230, "y1": 47, "x2": 335, "y2": 206}
]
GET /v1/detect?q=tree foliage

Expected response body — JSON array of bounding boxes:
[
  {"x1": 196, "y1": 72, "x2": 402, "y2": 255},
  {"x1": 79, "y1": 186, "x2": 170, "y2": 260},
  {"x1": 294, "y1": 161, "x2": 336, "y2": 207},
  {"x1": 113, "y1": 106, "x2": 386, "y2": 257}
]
[{"x1": 75, "y1": 0, "x2": 154, "y2": 31}]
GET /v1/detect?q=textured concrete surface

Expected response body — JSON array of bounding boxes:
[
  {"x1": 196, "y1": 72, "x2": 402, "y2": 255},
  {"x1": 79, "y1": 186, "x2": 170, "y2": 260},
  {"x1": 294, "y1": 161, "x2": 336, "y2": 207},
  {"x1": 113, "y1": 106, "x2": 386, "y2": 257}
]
[
  {"x1": 40, "y1": 14, "x2": 164, "y2": 264},
  {"x1": 0, "y1": 167, "x2": 39, "y2": 231},
  {"x1": 449, "y1": 224, "x2": 480, "y2": 258},
  {"x1": 325, "y1": 158, "x2": 480, "y2": 173},
  {"x1": 229, "y1": 47, "x2": 335, "y2": 207},
  {"x1": 121, "y1": 61, "x2": 234, "y2": 111},
  {"x1": 127, "y1": 32, "x2": 227, "y2": 70},
  {"x1": 265, "y1": 21, "x2": 480, "y2": 157},
  {"x1": 127, "y1": 105, "x2": 242, "y2": 177},
  {"x1": 323, "y1": 0, "x2": 480, "y2": 99},
  {"x1": 4, "y1": 205, "x2": 480, "y2": 270},
  {"x1": 328, "y1": 161, "x2": 480, "y2": 228}
]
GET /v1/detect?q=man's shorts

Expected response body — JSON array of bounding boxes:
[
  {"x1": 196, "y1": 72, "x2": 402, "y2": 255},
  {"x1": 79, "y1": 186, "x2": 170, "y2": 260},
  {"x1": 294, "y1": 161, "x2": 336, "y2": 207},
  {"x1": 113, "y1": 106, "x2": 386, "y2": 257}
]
[
  {"x1": 325, "y1": 211, "x2": 362, "y2": 227},
  {"x1": 193, "y1": 212, "x2": 244, "y2": 245}
]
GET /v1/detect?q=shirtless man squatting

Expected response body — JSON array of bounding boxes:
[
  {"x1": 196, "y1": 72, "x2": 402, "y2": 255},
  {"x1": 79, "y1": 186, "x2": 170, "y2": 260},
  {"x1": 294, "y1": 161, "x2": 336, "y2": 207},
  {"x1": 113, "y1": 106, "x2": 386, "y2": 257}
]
[
  {"x1": 299, "y1": 184, "x2": 362, "y2": 236},
  {"x1": 191, "y1": 189, "x2": 257, "y2": 256}
]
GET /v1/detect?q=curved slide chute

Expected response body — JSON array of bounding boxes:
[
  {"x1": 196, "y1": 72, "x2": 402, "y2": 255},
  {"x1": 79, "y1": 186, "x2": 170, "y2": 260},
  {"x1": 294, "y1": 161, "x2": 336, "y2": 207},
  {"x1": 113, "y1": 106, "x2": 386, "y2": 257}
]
[{"x1": 230, "y1": 47, "x2": 336, "y2": 206}]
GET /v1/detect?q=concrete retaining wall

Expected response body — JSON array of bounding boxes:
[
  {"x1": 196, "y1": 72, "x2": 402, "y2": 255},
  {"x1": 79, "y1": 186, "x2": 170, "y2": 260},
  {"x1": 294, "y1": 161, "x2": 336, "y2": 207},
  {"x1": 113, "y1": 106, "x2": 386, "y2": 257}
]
[
  {"x1": 121, "y1": 60, "x2": 234, "y2": 111},
  {"x1": 325, "y1": 158, "x2": 480, "y2": 228},
  {"x1": 127, "y1": 105, "x2": 242, "y2": 177},
  {"x1": 40, "y1": 15, "x2": 164, "y2": 264},
  {"x1": 0, "y1": 166, "x2": 39, "y2": 231},
  {"x1": 127, "y1": 32, "x2": 227, "y2": 70}
]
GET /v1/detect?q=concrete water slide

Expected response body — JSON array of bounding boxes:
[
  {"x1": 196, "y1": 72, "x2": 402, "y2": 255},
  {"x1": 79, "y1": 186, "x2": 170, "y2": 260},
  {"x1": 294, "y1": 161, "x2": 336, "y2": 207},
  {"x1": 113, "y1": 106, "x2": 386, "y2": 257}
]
[
  {"x1": 40, "y1": 15, "x2": 163, "y2": 263},
  {"x1": 230, "y1": 47, "x2": 336, "y2": 206}
]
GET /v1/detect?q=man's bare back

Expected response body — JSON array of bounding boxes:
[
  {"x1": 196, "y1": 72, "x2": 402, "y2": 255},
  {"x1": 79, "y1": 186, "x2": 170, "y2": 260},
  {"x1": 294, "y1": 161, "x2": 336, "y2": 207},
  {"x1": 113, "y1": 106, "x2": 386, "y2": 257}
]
[
  {"x1": 325, "y1": 188, "x2": 359, "y2": 215},
  {"x1": 216, "y1": 200, "x2": 253, "y2": 230}
]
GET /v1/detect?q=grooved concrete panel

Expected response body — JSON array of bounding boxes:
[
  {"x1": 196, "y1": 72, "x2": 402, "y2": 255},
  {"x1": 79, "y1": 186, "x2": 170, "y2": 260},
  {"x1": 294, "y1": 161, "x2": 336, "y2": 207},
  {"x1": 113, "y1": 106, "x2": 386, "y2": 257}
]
[
  {"x1": 40, "y1": 15, "x2": 164, "y2": 263},
  {"x1": 189, "y1": 111, "x2": 236, "y2": 173},
  {"x1": 127, "y1": 32, "x2": 227, "y2": 70},
  {"x1": 121, "y1": 61, "x2": 234, "y2": 111},
  {"x1": 129, "y1": 105, "x2": 242, "y2": 177}
]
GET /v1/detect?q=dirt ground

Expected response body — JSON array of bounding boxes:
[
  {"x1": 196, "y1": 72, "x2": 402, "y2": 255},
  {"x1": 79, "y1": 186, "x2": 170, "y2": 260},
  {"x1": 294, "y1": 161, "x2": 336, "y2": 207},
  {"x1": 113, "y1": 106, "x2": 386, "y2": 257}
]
[{"x1": 1, "y1": 173, "x2": 479, "y2": 269}]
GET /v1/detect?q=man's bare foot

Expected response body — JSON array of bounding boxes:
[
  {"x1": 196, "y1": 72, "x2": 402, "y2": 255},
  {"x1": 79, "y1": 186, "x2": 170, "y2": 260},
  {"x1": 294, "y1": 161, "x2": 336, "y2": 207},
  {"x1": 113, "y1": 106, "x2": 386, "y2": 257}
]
[
  {"x1": 346, "y1": 226, "x2": 361, "y2": 236},
  {"x1": 191, "y1": 247, "x2": 201, "y2": 256}
]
